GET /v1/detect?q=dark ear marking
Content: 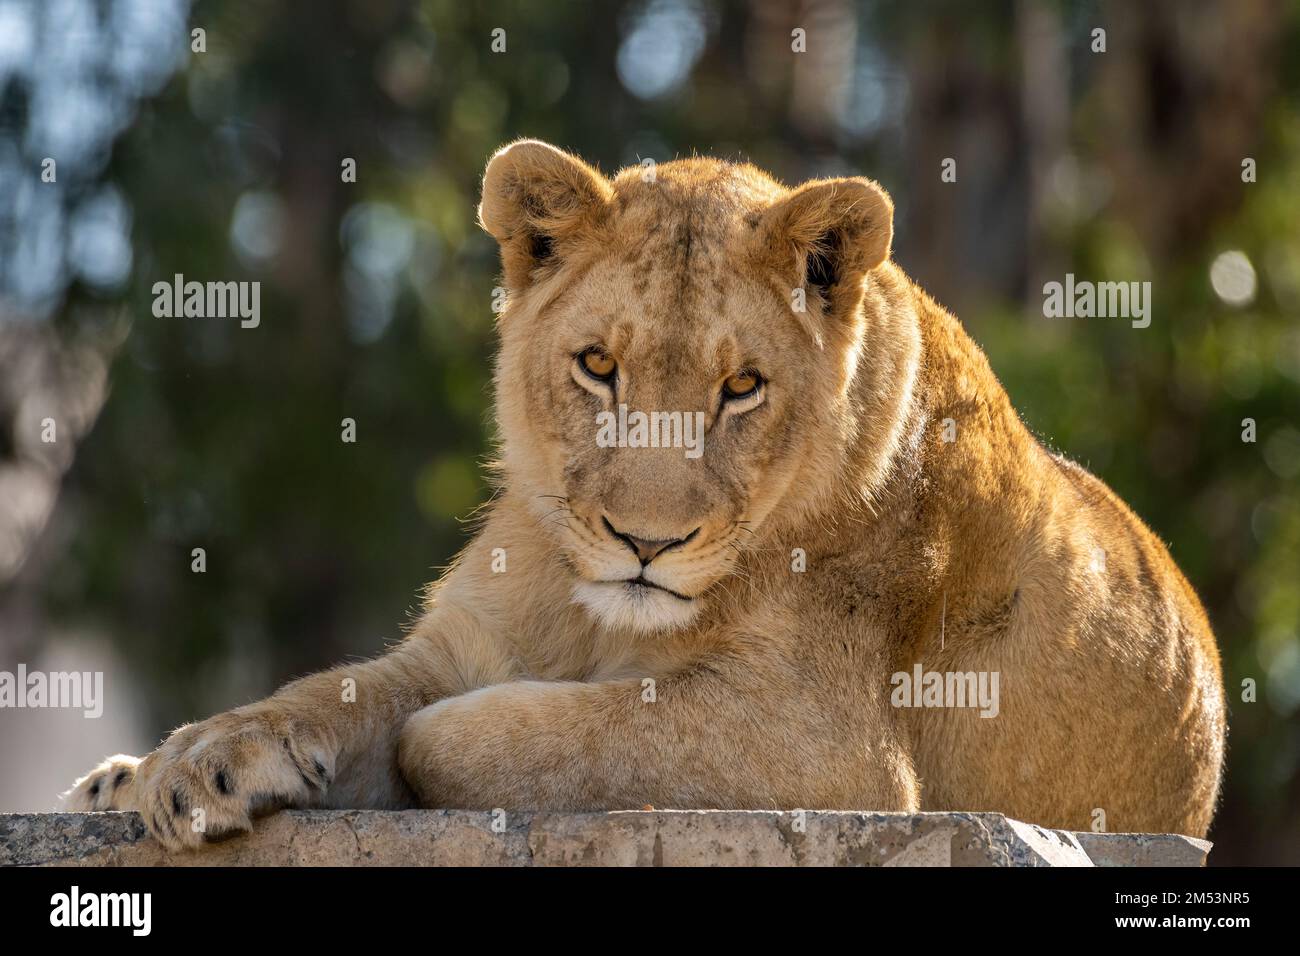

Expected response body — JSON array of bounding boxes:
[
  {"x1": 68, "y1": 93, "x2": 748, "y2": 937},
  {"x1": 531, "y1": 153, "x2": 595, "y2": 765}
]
[
  {"x1": 529, "y1": 230, "x2": 555, "y2": 264},
  {"x1": 805, "y1": 229, "x2": 842, "y2": 294},
  {"x1": 518, "y1": 191, "x2": 556, "y2": 267}
]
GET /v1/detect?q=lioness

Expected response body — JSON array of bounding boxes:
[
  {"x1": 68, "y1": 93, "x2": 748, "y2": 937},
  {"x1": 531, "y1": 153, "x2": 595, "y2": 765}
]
[{"x1": 67, "y1": 141, "x2": 1226, "y2": 848}]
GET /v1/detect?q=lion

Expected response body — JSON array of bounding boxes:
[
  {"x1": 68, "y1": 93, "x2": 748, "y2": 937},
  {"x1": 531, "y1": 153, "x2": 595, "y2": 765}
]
[{"x1": 65, "y1": 140, "x2": 1226, "y2": 849}]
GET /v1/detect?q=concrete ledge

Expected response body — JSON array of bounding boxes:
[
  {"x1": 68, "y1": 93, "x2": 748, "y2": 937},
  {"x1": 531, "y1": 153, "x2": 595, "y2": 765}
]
[{"x1": 0, "y1": 810, "x2": 1211, "y2": 867}]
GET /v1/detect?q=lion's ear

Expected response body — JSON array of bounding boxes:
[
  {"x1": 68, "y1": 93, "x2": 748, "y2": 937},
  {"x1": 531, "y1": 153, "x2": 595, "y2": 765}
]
[
  {"x1": 755, "y1": 177, "x2": 893, "y2": 320},
  {"x1": 478, "y1": 139, "x2": 613, "y2": 291}
]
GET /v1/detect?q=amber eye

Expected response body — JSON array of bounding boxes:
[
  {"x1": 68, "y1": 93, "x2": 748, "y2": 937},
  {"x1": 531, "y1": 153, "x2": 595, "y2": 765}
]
[
  {"x1": 722, "y1": 369, "x2": 762, "y2": 400},
  {"x1": 579, "y1": 349, "x2": 617, "y2": 382}
]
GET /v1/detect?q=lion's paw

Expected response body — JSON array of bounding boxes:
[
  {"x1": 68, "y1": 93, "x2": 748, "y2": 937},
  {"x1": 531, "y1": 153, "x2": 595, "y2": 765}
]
[
  {"x1": 125, "y1": 707, "x2": 336, "y2": 851},
  {"x1": 63, "y1": 754, "x2": 143, "y2": 811}
]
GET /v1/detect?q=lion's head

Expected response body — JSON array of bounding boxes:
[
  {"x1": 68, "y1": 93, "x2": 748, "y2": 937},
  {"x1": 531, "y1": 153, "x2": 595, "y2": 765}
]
[{"x1": 478, "y1": 140, "x2": 899, "y2": 633}]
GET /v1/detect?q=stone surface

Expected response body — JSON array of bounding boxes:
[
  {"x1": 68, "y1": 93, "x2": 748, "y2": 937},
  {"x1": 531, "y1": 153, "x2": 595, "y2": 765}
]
[
  {"x1": 0, "y1": 810, "x2": 1211, "y2": 867},
  {"x1": 1072, "y1": 829, "x2": 1213, "y2": 867}
]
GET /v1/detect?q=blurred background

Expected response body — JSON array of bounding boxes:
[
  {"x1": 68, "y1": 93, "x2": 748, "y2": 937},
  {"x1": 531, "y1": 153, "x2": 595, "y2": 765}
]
[{"x1": 0, "y1": 0, "x2": 1296, "y2": 864}]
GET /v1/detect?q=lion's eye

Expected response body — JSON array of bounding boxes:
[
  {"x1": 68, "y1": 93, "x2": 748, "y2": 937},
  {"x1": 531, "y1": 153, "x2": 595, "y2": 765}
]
[
  {"x1": 579, "y1": 349, "x2": 617, "y2": 382},
  {"x1": 722, "y1": 370, "x2": 762, "y2": 400}
]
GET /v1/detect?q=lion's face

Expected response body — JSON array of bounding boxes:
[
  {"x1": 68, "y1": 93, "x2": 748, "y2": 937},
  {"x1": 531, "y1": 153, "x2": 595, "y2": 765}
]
[
  {"x1": 509, "y1": 252, "x2": 812, "y2": 633},
  {"x1": 480, "y1": 141, "x2": 894, "y2": 633}
]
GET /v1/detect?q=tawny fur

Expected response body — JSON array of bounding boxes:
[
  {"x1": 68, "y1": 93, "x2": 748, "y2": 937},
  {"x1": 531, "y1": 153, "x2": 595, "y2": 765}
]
[{"x1": 66, "y1": 140, "x2": 1226, "y2": 849}]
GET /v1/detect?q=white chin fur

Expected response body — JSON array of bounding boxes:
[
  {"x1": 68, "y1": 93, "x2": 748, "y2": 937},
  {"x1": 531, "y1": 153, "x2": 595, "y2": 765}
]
[{"x1": 573, "y1": 580, "x2": 701, "y2": 633}]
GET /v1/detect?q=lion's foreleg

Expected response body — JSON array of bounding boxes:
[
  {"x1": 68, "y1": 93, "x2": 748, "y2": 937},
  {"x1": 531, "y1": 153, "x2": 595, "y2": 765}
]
[{"x1": 396, "y1": 664, "x2": 918, "y2": 812}]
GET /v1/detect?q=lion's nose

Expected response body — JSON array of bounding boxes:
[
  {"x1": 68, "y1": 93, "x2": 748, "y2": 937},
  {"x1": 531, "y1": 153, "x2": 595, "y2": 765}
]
[{"x1": 602, "y1": 517, "x2": 699, "y2": 565}]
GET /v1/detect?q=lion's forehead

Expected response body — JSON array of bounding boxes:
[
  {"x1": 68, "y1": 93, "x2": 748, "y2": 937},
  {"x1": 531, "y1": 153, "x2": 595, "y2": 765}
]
[
  {"x1": 610, "y1": 161, "x2": 783, "y2": 242},
  {"x1": 598, "y1": 206, "x2": 768, "y2": 332},
  {"x1": 560, "y1": 161, "x2": 794, "y2": 386},
  {"x1": 603, "y1": 222, "x2": 736, "y2": 320}
]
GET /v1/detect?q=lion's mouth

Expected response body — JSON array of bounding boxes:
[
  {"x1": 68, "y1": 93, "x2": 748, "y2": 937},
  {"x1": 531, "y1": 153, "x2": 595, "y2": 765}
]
[
  {"x1": 573, "y1": 575, "x2": 703, "y2": 632},
  {"x1": 623, "y1": 575, "x2": 694, "y2": 603}
]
